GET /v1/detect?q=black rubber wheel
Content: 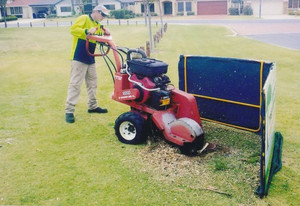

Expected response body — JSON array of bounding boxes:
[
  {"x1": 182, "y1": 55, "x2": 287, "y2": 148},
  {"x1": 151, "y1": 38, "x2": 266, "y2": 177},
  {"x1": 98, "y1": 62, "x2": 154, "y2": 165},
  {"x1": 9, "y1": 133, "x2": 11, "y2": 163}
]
[{"x1": 114, "y1": 112, "x2": 147, "y2": 144}]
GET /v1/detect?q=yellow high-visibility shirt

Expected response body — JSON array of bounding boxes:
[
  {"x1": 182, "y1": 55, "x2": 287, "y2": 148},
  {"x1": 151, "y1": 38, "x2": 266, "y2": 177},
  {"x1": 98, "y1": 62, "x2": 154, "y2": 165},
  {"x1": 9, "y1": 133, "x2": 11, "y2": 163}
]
[{"x1": 70, "y1": 14, "x2": 104, "y2": 64}]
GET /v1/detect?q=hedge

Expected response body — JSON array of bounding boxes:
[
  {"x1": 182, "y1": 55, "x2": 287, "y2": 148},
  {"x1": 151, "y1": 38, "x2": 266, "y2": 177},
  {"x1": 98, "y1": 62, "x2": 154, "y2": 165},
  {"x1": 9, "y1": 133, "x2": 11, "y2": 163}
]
[{"x1": 0, "y1": 15, "x2": 18, "y2": 22}]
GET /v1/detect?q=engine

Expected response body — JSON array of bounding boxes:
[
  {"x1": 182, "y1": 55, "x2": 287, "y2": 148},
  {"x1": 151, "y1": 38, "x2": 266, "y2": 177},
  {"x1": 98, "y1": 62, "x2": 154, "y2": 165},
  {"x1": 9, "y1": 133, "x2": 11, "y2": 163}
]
[
  {"x1": 127, "y1": 58, "x2": 171, "y2": 110},
  {"x1": 147, "y1": 74, "x2": 171, "y2": 110}
]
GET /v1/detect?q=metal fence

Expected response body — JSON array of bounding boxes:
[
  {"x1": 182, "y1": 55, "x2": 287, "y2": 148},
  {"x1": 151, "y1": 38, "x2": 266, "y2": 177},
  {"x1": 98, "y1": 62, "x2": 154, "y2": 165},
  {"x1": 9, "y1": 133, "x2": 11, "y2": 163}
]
[
  {"x1": 0, "y1": 19, "x2": 168, "y2": 56},
  {"x1": 0, "y1": 19, "x2": 164, "y2": 29}
]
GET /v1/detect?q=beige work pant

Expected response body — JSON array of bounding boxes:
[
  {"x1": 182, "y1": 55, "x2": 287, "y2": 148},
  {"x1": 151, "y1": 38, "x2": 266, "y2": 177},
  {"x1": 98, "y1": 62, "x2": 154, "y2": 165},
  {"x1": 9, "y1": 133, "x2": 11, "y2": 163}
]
[{"x1": 65, "y1": 60, "x2": 98, "y2": 113}]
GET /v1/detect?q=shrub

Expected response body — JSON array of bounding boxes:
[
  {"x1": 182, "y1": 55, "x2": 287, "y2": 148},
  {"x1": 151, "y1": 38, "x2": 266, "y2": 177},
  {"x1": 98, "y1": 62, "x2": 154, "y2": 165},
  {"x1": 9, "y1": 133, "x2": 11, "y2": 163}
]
[
  {"x1": 229, "y1": 7, "x2": 239, "y2": 15},
  {"x1": 110, "y1": 9, "x2": 135, "y2": 19},
  {"x1": 187, "y1": 11, "x2": 195, "y2": 16},
  {"x1": 288, "y1": 10, "x2": 300, "y2": 16},
  {"x1": 177, "y1": 12, "x2": 184, "y2": 16},
  {"x1": 243, "y1": 5, "x2": 253, "y2": 15},
  {"x1": 124, "y1": 14, "x2": 131, "y2": 19},
  {"x1": 0, "y1": 15, "x2": 18, "y2": 22},
  {"x1": 46, "y1": 14, "x2": 57, "y2": 19}
]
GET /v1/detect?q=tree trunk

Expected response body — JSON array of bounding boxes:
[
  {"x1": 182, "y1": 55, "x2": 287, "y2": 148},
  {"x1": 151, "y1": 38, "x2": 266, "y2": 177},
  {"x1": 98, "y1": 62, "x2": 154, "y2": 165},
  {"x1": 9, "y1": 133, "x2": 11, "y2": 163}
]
[
  {"x1": 157, "y1": 0, "x2": 163, "y2": 32},
  {"x1": 143, "y1": 0, "x2": 147, "y2": 26},
  {"x1": 146, "y1": 0, "x2": 153, "y2": 51},
  {"x1": 70, "y1": 0, "x2": 75, "y2": 15},
  {"x1": 3, "y1": 6, "x2": 7, "y2": 28}
]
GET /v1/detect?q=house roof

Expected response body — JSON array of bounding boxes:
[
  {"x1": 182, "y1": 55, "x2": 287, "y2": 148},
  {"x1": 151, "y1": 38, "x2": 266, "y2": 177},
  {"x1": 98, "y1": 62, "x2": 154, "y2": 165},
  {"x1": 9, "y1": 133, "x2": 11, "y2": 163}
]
[
  {"x1": 7, "y1": 0, "x2": 134, "y2": 7},
  {"x1": 7, "y1": 0, "x2": 63, "y2": 7},
  {"x1": 117, "y1": 0, "x2": 135, "y2": 3},
  {"x1": 7, "y1": 0, "x2": 40, "y2": 7},
  {"x1": 29, "y1": 0, "x2": 63, "y2": 6}
]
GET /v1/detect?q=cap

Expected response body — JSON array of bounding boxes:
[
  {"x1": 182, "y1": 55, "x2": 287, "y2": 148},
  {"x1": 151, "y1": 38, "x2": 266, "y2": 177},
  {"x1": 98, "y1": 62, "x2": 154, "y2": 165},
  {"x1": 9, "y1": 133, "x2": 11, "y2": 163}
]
[{"x1": 93, "y1": 5, "x2": 109, "y2": 16}]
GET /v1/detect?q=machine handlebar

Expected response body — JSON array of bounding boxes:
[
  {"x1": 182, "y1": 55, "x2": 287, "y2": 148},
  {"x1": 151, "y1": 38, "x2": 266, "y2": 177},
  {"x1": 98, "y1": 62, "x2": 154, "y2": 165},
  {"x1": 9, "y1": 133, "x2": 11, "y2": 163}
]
[
  {"x1": 86, "y1": 34, "x2": 112, "y2": 57},
  {"x1": 86, "y1": 34, "x2": 122, "y2": 72}
]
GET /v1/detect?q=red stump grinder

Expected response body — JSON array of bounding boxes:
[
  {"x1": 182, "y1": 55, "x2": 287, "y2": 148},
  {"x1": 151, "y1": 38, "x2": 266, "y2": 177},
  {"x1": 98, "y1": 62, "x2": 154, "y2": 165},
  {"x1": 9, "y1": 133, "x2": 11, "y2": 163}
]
[{"x1": 86, "y1": 34, "x2": 214, "y2": 155}]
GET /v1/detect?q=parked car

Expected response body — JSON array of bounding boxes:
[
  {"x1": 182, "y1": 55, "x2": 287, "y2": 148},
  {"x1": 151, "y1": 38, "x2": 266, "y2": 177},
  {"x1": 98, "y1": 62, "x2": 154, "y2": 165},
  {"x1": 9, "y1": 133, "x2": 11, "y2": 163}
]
[{"x1": 37, "y1": 11, "x2": 47, "y2": 18}]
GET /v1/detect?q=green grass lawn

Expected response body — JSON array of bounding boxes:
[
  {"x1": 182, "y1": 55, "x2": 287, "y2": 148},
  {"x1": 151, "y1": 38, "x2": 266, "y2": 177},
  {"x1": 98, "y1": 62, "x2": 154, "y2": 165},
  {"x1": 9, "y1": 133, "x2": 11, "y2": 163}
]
[{"x1": 0, "y1": 25, "x2": 299, "y2": 205}]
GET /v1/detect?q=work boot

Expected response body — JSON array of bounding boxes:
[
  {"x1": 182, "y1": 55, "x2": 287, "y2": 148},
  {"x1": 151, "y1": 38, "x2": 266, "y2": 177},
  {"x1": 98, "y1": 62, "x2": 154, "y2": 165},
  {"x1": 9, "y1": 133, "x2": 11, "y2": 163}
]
[
  {"x1": 66, "y1": 113, "x2": 75, "y2": 123},
  {"x1": 88, "y1": 107, "x2": 108, "y2": 114}
]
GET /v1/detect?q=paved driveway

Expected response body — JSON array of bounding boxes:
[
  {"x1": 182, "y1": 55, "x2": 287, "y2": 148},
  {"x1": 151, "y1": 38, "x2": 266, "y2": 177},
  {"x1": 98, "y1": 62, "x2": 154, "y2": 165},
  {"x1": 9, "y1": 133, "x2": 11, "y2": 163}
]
[
  {"x1": 244, "y1": 33, "x2": 300, "y2": 50},
  {"x1": 166, "y1": 17, "x2": 300, "y2": 51},
  {"x1": 224, "y1": 19, "x2": 300, "y2": 50}
]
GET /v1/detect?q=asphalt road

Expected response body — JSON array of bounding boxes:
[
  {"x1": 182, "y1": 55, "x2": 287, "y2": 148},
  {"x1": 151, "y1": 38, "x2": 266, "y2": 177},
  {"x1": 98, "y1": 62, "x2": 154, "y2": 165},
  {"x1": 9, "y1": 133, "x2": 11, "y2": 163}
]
[{"x1": 1, "y1": 17, "x2": 300, "y2": 51}]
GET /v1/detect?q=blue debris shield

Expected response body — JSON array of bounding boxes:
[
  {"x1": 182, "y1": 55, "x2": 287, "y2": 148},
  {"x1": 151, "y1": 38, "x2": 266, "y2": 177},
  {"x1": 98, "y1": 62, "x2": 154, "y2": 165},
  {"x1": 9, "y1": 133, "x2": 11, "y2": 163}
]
[
  {"x1": 178, "y1": 55, "x2": 272, "y2": 132},
  {"x1": 178, "y1": 55, "x2": 282, "y2": 198}
]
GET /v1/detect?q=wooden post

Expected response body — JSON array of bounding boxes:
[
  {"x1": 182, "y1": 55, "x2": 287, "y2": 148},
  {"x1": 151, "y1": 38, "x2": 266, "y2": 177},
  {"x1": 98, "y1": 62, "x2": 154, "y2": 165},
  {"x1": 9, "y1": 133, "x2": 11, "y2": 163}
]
[
  {"x1": 127, "y1": 20, "x2": 129, "y2": 25},
  {"x1": 153, "y1": 35, "x2": 156, "y2": 48},
  {"x1": 107, "y1": 19, "x2": 109, "y2": 25},
  {"x1": 119, "y1": 19, "x2": 121, "y2": 25},
  {"x1": 43, "y1": 22, "x2": 46, "y2": 27},
  {"x1": 17, "y1": 22, "x2": 19, "y2": 28},
  {"x1": 30, "y1": 22, "x2": 32, "y2": 27},
  {"x1": 146, "y1": 41, "x2": 150, "y2": 57},
  {"x1": 71, "y1": 21, "x2": 73, "y2": 26}
]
